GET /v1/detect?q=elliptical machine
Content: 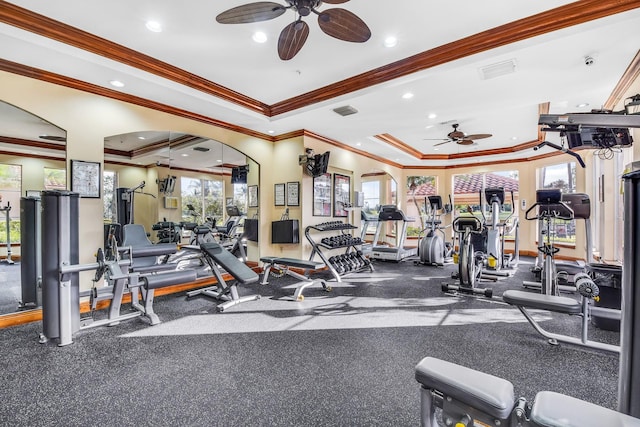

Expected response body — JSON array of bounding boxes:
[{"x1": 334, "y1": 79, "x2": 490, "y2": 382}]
[
  {"x1": 417, "y1": 195, "x2": 453, "y2": 266},
  {"x1": 480, "y1": 187, "x2": 519, "y2": 274}
]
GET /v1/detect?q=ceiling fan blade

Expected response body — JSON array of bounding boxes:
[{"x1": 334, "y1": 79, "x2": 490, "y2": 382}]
[
  {"x1": 317, "y1": 8, "x2": 371, "y2": 43},
  {"x1": 457, "y1": 139, "x2": 475, "y2": 145},
  {"x1": 433, "y1": 140, "x2": 452, "y2": 147},
  {"x1": 216, "y1": 2, "x2": 286, "y2": 24},
  {"x1": 465, "y1": 133, "x2": 493, "y2": 140},
  {"x1": 278, "y1": 20, "x2": 309, "y2": 61},
  {"x1": 322, "y1": 0, "x2": 350, "y2": 3}
]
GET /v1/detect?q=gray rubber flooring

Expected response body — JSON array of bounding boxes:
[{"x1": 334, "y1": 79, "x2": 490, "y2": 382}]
[{"x1": 0, "y1": 257, "x2": 621, "y2": 426}]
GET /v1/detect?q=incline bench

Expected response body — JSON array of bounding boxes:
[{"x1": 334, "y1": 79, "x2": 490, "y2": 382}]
[
  {"x1": 260, "y1": 256, "x2": 330, "y2": 301},
  {"x1": 415, "y1": 356, "x2": 640, "y2": 427},
  {"x1": 187, "y1": 242, "x2": 260, "y2": 311}
]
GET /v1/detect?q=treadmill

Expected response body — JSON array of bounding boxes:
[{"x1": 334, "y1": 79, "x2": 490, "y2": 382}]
[
  {"x1": 370, "y1": 205, "x2": 417, "y2": 261},
  {"x1": 360, "y1": 210, "x2": 379, "y2": 255}
]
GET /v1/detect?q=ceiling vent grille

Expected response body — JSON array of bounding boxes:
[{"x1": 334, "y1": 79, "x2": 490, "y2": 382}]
[
  {"x1": 479, "y1": 59, "x2": 517, "y2": 80},
  {"x1": 333, "y1": 105, "x2": 358, "y2": 116},
  {"x1": 193, "y1": 146, "x2": 210, "y2": 152}
]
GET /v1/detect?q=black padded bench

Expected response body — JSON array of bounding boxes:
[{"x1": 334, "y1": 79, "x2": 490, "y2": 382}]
[
  {"x1": 415, "y1": 356, "x2": 640, "y2": 427},
  {"x1": 260, "y1": 256, "x2": 329, "y2": 301},
  {"x1": 187, "y1": 242, "x2": 260, "y2": 311}
]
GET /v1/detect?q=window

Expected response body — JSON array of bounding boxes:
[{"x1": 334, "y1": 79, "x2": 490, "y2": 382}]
[
  {"x1": 232, "y1": 183, "x2": 247, "y2": 214},
  {"x1": 541, "y1": 162, "x2": 576, "y2": 193},
  {"x1": 452, "y1": 171, "x2": 519, "y2": 238},
  {"x1": 362, "y1": 180, "x2": 380, "y2": 234},
  {"x1": 44, "y1": 167, "x2": 66, "y2": 190},
  {"x1": 103, "y1": 170, "x2": 117, "y2": 222},
  {"x1": 181, "y1": 177, "x2": 223, "y2": 223},
  {"x1": 539, "y1": 162, "x2": 576, "y2": 245},
  {"x1": 406, "y1": 175, "x2": 437, "y2": 236},
  {"x1": 0, "y1": 164, "x2": 21, "y2": 244}
]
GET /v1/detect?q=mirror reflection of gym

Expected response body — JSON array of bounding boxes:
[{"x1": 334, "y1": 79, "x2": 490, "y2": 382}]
[
  {"x1": 0, "y1": 100, "x2": 67, "y2": 318},
  {"x1": 103, "y1": 130, "x2": 258, "y2": 266}
]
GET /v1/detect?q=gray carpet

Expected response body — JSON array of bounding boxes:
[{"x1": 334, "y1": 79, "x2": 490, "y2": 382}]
[{"x1": 0, "y1": 258, "x2": 621, "y2": 426}]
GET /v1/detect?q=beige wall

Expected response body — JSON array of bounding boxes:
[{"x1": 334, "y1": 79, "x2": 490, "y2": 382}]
[{"x1": 1, "y1": 69, "x2": 636, "y2": 270}]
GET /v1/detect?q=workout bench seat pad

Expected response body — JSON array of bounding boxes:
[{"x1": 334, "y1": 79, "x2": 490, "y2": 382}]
[
  {"x1": 201, "y1": 242, "x2": 258, "y2": 285},
  {"x1": 502, "y1": 290, "x2": 582, "y2": 315},
  {"x1": 415, "y1": 357, "x2": 515, "y2": 420},
  {"x1": 530, "y1": 391, "x2": 640, "y2": 427},
  {"x1": 260, "y1": 257, "x2": 325, "y2": 270}
]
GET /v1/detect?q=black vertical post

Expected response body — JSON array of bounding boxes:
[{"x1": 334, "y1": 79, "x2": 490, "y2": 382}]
[{"x1": 619, "y1": 170, "x2": 640, "y2": 416}]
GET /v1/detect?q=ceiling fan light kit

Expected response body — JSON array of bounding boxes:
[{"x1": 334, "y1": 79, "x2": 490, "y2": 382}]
[{"x1": 216, "y1": 0, "x2": 372, "y2": 60}]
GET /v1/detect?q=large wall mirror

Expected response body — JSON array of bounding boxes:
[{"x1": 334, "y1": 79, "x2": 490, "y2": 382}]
[
  {"x1": 103, "y1": 130, "x2": 259, "y2": 260},
  {"x1": 0, "y1": 100, "x2": 67, "y2": 318}
]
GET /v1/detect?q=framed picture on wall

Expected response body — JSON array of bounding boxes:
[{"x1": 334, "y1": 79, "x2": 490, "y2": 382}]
[
  {"x1": 248, "y1": 185, "x2": 259, "y2": 207},
  {"x1": 333, "y1": 173, "x2": 350, "y2": 217},
  {"x1": 286, "y1": 181, "x2": 300, "y2": 206},
  {"x1": 274, "y1": 183, "x2": 286, "y2": 206},
  {"x1": 70, "y1": 160, "x2": 101, "y2": 198},
  {"x1": 313, "y1": 173, "x2": 331, "y2": 216}
]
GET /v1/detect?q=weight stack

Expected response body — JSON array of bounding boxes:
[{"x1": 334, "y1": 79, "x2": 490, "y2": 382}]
[{"x1": 40, "y1": 191, "x2": 80, "y2": 343}]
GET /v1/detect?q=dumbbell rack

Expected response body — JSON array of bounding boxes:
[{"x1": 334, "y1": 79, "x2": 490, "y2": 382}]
[{"x1": 305, "y1": 221, "x2": 374, "y2": 283}]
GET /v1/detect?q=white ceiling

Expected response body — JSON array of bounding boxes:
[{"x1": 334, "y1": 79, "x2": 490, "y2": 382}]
[{"x1": 1, "y1": 0, "x2": 640, "y2": 169}]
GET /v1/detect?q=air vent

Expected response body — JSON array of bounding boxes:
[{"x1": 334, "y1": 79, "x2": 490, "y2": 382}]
[
  {"x1": 193, "y1": 146, "x2": 210, "y2": 152},
  {"x1": 333, "y1": 105, "x2": 358, "y2": 116},
  {"x1": 478, "y1": 59, "x2": 517, "y2": 80}
]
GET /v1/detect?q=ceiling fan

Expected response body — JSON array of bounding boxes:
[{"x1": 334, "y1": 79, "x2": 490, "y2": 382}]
[
  {"x1": 426, "y1": 124, "x2": 493, "y2": 146},
  {"x1": 216, "y1": 0, "x2": 371, "y2": 60}
]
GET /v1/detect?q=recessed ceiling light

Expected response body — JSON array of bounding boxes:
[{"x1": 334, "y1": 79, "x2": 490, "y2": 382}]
[
  {"x1": 511, "y1": 136, "x2": 518, "y2": 141},
  {"x1": 427, "y1": 113, "x2": 437, "y2": 119},
  {"x1": 137, "y1": 136, "x2": 146, "y2": 140},
  {"x1": 181, "y1": 153, "x2": 189, "y2": 157},
  {"x1": 217, "y1": 159, "x2": 222, "y2": 162},
  {"x1": 252, "y1": 31, "x2": 267, "y2": 43},
  {"x1": 356, "y1": 142, "x2": 362, "y2": 146},
  {"x1": 425, "y1": 125, "x2": 434, "y2": 129},
  {"x1": 145, "y1": 20, "x2": 162, "y2": 32},
  {"x1": 267, "y1": 130, "x2": 275, "y2": 134},
  {"x1": 383, "y1": 36, "x2": 397, "y2": 48},
  {"x1": 402, "y1": 92, "x2": 414, "y2": 100},
  {"x1": 434, "y1": 148, "x2": 439, "y2": 151},
  {"x1": 109, "y1": 80, "x2": 125, "y2": 88},
  {"x1": 576, "y1": 102, "x2": 589, "y2": 108}
]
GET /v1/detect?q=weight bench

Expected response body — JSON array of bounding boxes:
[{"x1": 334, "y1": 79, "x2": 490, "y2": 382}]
[
  {"x1": 415, "y1": 356, "x2": 640, "y2": 427},
  {"x1": 260, "y1": 256, "x2": 330, "y2": 301},
  {"x1": 187, "y1": 242, "x2": 260, "y2": 311},
  {"x1": 502, "y1": 289, "x2": 619, "y2": 354}
]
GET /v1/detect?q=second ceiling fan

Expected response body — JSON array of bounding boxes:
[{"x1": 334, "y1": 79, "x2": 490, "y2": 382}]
[
  {"x1": 216, "y1": 0, "x2": 371, "y2": 60},
  {"x1": 427, "y1": 123, "x2": 493, "y2": 146}
]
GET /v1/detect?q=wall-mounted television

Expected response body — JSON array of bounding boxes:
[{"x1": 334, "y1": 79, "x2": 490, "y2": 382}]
[
  {"x1": 158, "y1": 175, "x2": 176, "y2": 193},
  {"x1": 306, "y1": 151, "x2": 331, "y2": 177}
]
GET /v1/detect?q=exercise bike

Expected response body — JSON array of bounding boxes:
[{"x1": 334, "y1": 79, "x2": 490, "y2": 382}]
[
  {"x1": 523, "y1": 189, "x2": 573, "y2": 296},
  {"x1": 416, "y1": 195, "x2": 453, "y2": 266},
  {"x1": 442, "y1": 215, "x2": 493, "y2": 298}
]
